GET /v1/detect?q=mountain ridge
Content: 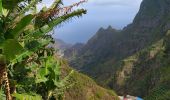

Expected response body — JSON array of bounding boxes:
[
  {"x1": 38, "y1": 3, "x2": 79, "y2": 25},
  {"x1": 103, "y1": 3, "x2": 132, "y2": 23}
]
[{"x1": 64, "y1": 0, "x2": 170, "y2": 99}]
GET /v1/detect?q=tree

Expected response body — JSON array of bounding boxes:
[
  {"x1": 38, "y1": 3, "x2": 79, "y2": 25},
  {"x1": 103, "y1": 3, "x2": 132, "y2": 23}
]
[{"x1": 0, "y1": 0, "x2": 86, "y2": 99}]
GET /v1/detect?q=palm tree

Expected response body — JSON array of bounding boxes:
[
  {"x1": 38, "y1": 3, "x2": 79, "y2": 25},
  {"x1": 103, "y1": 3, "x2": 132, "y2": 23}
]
[{"x1": 0, "y1": 0, "x2": 86, "y2": 99}]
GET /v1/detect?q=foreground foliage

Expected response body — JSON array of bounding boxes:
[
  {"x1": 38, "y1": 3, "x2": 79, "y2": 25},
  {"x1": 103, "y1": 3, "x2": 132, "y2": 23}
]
[{"x1": 0, "y1": 0, "x2": 86, "y2": 100}]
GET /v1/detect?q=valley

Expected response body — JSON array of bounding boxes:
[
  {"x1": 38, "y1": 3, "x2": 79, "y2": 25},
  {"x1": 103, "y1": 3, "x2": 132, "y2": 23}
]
[{"x1": 56, "y1": 0, "x2": 170, "y2": 99}]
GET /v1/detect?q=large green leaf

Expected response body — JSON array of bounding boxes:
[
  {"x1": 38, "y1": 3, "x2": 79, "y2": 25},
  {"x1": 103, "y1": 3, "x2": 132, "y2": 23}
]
[
  {"x1": 0, "y1": 0, "x2": 2, "y2": 16},
  {"x1": 0, "y1": 88, "x2": 6, "y2": 100},
  {"x1": 25, "y1": 38, "x2": 51, "y2": 51},
  {"x1": 10, "y1": 51, "x2": 32, "y2": 66},
  {"x1": 2, "y1": 0, "x2": 24, "y2": 10},
  {"x1": 13, "y1": 93, "x2": 42, "y2": 100},
  {"x1": 25, "y1": 40, "x2": 40, "y2": 51},
  {"x1": 30, "y1": 25, "x2": 53, "y2": 38},
  {"x1": 35, "y1": 67, "x2": 49, "y2": 84},
  {"x1": 8, "y1": 14, "x2": 34, "y2": 39},
  {"x1": 31, "y1": 9, "x2": 86, "y2": 38},
  {"x1": 0, "y1": 35, "x2": 5, "y2": 46},
  {"x1": 49, "y1": 9, "x2": 86, "y2": 28},
  {"x1": 2, "y1": 39, "x2": 24, "y2": 61}
]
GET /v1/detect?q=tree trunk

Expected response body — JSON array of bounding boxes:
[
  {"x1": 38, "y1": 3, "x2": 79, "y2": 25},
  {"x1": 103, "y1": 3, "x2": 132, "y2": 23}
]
[
  {"x1": 4, "y1": 67, "x2": 12, "y2": 100},
  {"x1": 0, "y1": 63, "x2": 5, "y2": 86},
  {"x1": 0, "y1": 62, "x2": 12, "y2": 100}
]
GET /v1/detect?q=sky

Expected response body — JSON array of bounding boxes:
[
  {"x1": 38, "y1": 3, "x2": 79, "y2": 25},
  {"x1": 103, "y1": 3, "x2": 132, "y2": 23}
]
[{"x1": 42, "y1": 0, "x2": 143, "y2": 44}]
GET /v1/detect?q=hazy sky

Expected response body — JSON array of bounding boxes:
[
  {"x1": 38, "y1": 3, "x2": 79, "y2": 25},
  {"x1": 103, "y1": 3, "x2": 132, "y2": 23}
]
[{"x1": 43, "y1": 0, "x2": 143, "y2": 44}]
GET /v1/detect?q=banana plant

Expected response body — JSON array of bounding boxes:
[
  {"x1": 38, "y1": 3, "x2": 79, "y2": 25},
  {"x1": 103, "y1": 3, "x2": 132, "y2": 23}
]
[{"x1": 0, "y1": 0, "x2": 86, "y2": 100}]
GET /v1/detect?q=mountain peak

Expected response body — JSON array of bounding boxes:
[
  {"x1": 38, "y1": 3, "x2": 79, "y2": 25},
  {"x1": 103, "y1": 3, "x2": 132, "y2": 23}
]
[
  {"x1": 98, "y1": 27, "x2": 105, "y2": 32},
  {"x1": 107, "y1": 25, "x2": 113, "y2": 30}
]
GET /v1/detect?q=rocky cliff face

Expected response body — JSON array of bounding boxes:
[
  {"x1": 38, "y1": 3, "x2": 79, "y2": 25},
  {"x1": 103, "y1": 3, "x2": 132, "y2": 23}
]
[
  {"x1": 125, "y1": 0, "x2": 170, "y2": 32},
  {"x1": 64, "y1": 43, "x2": 84, "y2": 61},
  {"x1": 65, "y1": 0, "x2": 170, "y2": 99}
]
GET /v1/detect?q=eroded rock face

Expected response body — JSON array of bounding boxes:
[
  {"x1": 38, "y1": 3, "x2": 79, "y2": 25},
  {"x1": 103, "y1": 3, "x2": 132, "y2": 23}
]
[{"x1": 125, "y1": 0, "x2": 170, "y2": 32}]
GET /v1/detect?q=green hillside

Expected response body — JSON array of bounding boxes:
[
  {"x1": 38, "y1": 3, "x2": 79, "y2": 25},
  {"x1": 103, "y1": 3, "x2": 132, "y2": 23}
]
[
  {"x1": 64, "y1": 70, "x2": 119, "y2": 100},
  {"x1": 109, "y1": 32, "x2": 170, "y2": 99},
  {"x1": 59, "y1": 61, "x2": 119, "y2": 100}
]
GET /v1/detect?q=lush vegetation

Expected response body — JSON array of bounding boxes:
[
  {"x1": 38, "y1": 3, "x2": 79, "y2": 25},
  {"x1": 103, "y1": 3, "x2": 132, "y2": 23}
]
[
  {"x1": 60, "y1": 62, "x2": 119, "y2": 100},
  {"x1": 0, "y1": 0, "x2": 86, "y2": 100}
]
